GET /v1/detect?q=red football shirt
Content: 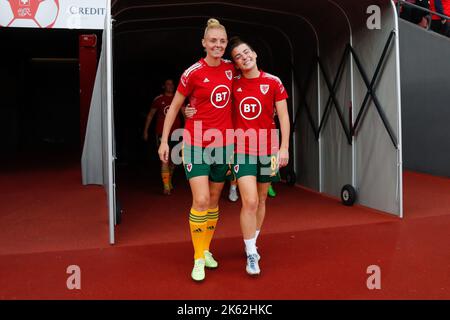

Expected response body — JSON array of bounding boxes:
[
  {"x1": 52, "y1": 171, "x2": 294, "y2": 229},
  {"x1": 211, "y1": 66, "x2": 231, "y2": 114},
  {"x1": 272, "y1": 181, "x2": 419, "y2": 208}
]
[
  {"x1": 177, "y1": 58, "x2": 235, "y2": 147},
  {"x1": 150, "y1": 94, "x2": 182, "y2": 135},
  {"x1": 232, "y1": 71, "x2": 288, "y2": 156}
]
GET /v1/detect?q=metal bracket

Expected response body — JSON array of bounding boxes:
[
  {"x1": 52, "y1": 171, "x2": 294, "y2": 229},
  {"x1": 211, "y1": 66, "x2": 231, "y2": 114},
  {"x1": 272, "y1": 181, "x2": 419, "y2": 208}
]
[{"x1": 292, "y1": 31, "x2": 398, "y2": 149}]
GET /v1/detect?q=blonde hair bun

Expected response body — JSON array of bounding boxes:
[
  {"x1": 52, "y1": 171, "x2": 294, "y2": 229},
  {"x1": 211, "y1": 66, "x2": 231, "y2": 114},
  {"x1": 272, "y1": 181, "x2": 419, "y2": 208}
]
[
  {"x1": 207, "y1": 18, "x2": 221, "y2": 27},
  {"x1": 204, "y1": 18, "x2": 226, "y2": 37}
]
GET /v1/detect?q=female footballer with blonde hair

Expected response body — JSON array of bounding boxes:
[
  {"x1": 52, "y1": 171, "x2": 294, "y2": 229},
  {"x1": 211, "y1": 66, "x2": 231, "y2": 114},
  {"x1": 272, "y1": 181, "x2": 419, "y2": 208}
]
[{"x1": 158, "y1": 18, "x2": 235, "y2": 282}]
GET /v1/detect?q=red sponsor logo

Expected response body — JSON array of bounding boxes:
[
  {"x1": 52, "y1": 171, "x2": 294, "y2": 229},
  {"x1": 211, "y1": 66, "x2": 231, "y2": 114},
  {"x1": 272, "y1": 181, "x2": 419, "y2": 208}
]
[
  {"x1": 210, "y1": 85, "x2": 231, "y2": 109},
  {"x1": 239, "y1": 96, "x2": 262, "y2": 120}
]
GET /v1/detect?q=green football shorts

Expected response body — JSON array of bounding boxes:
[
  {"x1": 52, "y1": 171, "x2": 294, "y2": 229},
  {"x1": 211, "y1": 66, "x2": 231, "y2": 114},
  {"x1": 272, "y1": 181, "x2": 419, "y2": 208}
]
[
  {"x1": 232, "y1": 153, "x2": 281, "y2": 183},
  {"x1": 182, "y1": 143, "x2": 234, "y2": 182}
]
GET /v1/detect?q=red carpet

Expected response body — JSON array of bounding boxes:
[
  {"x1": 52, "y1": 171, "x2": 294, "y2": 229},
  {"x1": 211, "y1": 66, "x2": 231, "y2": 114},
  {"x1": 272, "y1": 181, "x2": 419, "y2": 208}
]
[
  {"x1": 0, "y1": 154, "x2": 109, "y2": 255},
  {"x1": 403, "y1": 170, "x2": 450, "y2": 219},
  {"x1": 1, "y1": 158, "x2": 449, "y2": 299},
  {"x1": 1, "y1": 216, "x2": 449, "y2": 300},
  {"x1": 114, "y1": 167, "x2": 400, "y2": 247}
]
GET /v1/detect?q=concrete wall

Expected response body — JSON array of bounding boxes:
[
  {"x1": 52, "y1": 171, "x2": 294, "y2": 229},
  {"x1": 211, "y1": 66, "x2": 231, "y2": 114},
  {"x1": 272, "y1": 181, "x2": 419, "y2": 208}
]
[{"x1": 400, "y1": 19, "x2": 450, "y2": 177}]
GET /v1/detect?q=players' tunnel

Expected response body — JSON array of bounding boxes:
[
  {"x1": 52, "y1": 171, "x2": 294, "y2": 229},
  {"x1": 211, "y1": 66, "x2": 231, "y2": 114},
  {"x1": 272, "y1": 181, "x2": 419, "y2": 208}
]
[
  {"x1": 3, "y1": 2, "x2": 450, "y2": 300},
  {"x1": 82, "y1": 0, "x2": 402, "y2": 243}
]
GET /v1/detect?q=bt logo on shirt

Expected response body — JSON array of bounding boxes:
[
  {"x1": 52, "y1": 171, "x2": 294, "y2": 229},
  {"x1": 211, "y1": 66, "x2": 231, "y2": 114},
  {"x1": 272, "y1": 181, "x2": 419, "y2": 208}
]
[
  {"x1": 239, "y1": 97, "x2": 262, "y2": 120},
  {"x1": 210, "y1": 85, "x2": 231, "y2": 109},
  {"x1": 164, "y1": 105, "x2": 170, "y2": 115}
]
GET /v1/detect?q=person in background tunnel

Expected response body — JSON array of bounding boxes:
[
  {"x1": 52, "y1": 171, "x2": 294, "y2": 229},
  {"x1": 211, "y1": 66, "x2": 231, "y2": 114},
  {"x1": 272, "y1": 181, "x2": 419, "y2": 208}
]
[
  {"x1": 143, "y1": 78, "x2": 184, "y2": 195},
  {"x1": 158, "y1": 18, "x2": 235, "y2": 282}
]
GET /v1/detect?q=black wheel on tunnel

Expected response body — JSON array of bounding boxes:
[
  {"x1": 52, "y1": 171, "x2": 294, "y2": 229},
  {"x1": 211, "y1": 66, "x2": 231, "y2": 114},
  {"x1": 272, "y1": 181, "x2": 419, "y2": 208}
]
[
  {"x1": 286, "y1": 170, "x2": 296, "y2": 186},
  {"x1": 116, "y1": 200, "x2": 122, "y2": 225},
  {"x1": 341, "y1": 184, "x2": 356, "y2": 206}
]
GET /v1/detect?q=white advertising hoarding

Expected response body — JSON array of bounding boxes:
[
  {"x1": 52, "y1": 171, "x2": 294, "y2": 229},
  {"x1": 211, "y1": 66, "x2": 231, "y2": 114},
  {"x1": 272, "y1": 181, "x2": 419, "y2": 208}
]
[{"x1": 0, "y1": 0, "x2": 106, "y2": 30}]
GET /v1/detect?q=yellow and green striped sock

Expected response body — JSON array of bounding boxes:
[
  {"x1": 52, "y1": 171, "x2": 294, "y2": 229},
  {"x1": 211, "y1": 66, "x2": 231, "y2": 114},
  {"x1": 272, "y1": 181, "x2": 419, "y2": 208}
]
[
  {"x1": 203, "y1": 207, "x2": 219, "y2": 252},
  {"x1": 161, "y1": 166, "x2": 170, "y2": 190},
  {"x1": 189, "y1": 208, "x2": 208, "y2": 260}
]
